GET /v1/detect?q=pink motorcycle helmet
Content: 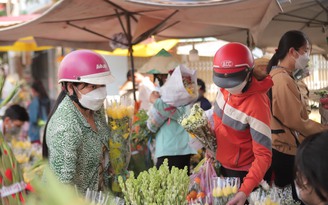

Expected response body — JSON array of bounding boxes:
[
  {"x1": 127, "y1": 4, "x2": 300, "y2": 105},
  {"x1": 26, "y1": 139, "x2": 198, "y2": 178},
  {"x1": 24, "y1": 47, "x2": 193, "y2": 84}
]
[{"x1": 58, "y1": 50, "x2": 115, "y2": 85}]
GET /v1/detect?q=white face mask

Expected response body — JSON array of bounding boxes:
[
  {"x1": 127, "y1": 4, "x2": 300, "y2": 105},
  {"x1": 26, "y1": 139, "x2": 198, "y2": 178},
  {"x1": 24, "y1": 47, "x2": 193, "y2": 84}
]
[
  {"x1": 294, "y1": 51, "x2": 310, "y2": 70},
  {"x1": 225, "y1": 78, "x2": 248, "y2": 95},
  {"x1": 295, "y1": 181, "x2": 302, "y2": 200},
  {"x1": 76, "y1": 87, "x2": 107, "y2": 111}
]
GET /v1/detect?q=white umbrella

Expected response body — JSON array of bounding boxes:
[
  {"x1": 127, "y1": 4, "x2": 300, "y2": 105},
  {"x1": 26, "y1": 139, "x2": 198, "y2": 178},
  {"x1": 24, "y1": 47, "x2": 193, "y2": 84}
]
[
  {"x1": 0, "y1": 0, "x2": 281, "y2": 100},
  {"x1": 0, "y1": 0, "x2": 281, "y2": 49},
  {"x1": 257, "y1": 0, "x2": 328, "y2": 54}
]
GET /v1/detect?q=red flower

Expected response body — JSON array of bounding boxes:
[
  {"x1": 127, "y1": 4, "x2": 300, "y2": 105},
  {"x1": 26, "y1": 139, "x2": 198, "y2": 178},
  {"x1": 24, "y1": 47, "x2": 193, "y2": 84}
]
[
  {"x1": 12, "y1": 193, "x2": 16, "y2": 198},
  {"x1": 5, "y1": 168, "x2": 13, "y2": 182},
  {"x1": 4, "y1": 149, "x2": 8, "y2": 155},
  {"x1": 26, "y1": 183, "x2": 34, "y2": 192},
  {"x1": 0, "y1": 176, "x2": 3, "y2": 184},
  {"x1": 19, "y1": 192, "x2": 25, "y2": 203}
]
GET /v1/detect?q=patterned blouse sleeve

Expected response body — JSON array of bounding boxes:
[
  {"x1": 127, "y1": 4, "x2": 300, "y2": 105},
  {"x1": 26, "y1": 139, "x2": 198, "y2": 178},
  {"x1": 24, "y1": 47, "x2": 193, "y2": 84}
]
[{"x1": 48, "y1": 119, "x2": 81, "y2": 184}]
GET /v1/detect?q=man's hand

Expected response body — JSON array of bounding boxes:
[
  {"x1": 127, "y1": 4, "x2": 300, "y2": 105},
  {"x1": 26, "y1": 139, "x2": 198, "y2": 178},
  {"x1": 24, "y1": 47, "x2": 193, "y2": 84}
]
[{"x1": 227, "y1": 191, "x2": 247, "y2": 205}]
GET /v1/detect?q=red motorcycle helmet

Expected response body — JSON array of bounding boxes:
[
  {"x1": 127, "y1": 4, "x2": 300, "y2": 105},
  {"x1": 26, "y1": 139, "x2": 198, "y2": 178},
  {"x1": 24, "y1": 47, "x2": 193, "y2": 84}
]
[
  {"x1": 213, "y1": 42, "x2": 254, "y2": 88},
  {"x1": 58, "y1": 50, "x2": 115, "y2": 85}
]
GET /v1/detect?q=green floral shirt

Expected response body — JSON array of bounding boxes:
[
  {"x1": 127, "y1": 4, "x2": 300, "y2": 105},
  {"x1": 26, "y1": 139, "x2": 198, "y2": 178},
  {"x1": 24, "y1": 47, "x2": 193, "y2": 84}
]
[{"x1": 46, "y1": 96, "x2": 110, "y2": 194}]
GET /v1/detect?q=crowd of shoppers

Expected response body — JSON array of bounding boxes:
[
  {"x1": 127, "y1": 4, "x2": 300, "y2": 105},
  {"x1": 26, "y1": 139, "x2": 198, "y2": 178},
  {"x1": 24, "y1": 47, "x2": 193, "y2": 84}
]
[{"x1": 1, "y1": 29, "x2": 328, "y2": 205}]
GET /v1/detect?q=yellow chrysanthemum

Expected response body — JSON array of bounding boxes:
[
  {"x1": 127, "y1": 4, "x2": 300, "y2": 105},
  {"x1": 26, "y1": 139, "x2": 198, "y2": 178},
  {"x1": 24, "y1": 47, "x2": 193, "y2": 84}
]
[
  {"x1": 109, "y1": 148, "x2": 121, "y2": 159},
  {"x1": 109, "y1": 140, "x2": 122, "y2": 149},
  {"x1": 123, "y1": 133, "x2": 130, "y2": 139}
]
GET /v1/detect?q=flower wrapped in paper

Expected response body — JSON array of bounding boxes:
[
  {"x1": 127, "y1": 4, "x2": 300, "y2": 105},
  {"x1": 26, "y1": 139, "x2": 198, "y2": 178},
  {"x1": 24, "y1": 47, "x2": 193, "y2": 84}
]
[
  {"x1": 179, "y1": 103, "x2": 217, "y2": 155},
  {"x1": 211, "y1": 177, "x2": 240, "y2": 205},
  {"x1": 106, "y1": 99, "x2": 134, "y2": 194},
  {"x1": 248, "y1": 184, "x2": 301, "y2": 205},
  {"x1": 160, "y1": 64, "x2": 198, "y2": 107},
  {"x1": 147, "y1": 65, "x2": 198, "y2": 133}
]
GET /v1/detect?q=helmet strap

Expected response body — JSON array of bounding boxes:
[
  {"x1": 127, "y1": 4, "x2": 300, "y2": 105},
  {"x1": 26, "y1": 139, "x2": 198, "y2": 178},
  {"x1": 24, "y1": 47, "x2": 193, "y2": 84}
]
[
  {"x1": 241, "y1": 70, "x2": 253, "y2": 93},
  {"x1": 65, "y1": 84, "x2": 88, "y2": 110}
]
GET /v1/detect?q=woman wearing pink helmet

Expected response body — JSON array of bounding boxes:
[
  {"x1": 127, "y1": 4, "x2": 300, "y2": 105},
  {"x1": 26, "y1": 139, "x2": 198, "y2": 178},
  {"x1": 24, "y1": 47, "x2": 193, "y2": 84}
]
[{"x1": 42, "y1": 50, "x2": 114, "y2": 194}]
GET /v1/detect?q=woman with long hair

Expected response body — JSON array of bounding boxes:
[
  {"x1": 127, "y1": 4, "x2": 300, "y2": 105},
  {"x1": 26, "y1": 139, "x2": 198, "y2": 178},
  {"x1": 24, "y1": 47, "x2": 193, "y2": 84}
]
[
  {"x1": 267, "y1": 30, "x2": 328, "y2": 201},
  {"x1": 42, "y1": 50, "x2": 114, "y2": 194}
]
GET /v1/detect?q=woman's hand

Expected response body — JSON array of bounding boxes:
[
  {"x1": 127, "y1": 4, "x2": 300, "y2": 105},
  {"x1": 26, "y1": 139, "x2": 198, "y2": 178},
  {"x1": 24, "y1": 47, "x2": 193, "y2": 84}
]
[
  {"x1": 226, "y1": 191, "x2": 247, "y2": 205},
  {"x1": 149, "y1": 91, "x2": 160, "y2": 104}
]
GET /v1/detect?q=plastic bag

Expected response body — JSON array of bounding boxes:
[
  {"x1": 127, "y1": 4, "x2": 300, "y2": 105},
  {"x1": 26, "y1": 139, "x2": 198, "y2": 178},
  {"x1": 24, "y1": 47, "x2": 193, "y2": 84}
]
[
  {"x1": 187, "y1": 157, "x2": 218, "y2": 204},
  {"x1": 160, "y1": 65, "x2": 198, "y2": 107}
]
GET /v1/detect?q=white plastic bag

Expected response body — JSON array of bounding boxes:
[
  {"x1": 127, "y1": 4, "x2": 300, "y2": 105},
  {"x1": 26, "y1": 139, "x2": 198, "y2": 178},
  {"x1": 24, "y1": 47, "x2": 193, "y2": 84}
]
[{"x1": 160, "y1": 65, "x2": 198, "y2": 107}]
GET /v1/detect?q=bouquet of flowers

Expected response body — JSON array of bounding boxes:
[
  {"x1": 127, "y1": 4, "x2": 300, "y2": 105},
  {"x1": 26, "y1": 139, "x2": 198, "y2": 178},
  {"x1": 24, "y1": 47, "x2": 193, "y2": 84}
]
[
  {"x1": 179, "y1": 103, "x2": 217, "y2": 155},
  {"x1": 211, "y1": 177, "x2": 240, "y2": 205},
  {"x1": 118, "y1": 159, "x2": 190, "y2": 205},
  {"x1": 248, "y1": 184, "x2": 301, "y2": 205},
  {"x1": 146, "y1": 65, "x2": 198, "y2": 133},
  {"x1": 131, "y1": 109, "x2": 155, "y2": 145},
  {"x1": 10, "y1": 139, "x2": 32, "y2": 168},
  {"x1": 10, "y1": 139, "x2": 43, "y2": 183},
  {"x1": 315, "y1": 90, "x2": 328, "y2": 109},
  {"x1": 22, "y1": 159, "x2": 45, "y2": 184},
  {"x1": 129, "y1": 108, "x2": 155, "y2": 176},
  {"x1": 160, "y1": 64, "x2": 198, "y2": 107},
  {"x1": 106, "y1": 100, "x2": 134, "y2": 194}
]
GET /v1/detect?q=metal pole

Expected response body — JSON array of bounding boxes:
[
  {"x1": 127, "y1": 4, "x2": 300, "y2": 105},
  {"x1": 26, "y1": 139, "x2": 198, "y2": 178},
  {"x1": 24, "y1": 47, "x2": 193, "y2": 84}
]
[{"x1": 126, "y1": 13, "x2": 137, "y2": 102}]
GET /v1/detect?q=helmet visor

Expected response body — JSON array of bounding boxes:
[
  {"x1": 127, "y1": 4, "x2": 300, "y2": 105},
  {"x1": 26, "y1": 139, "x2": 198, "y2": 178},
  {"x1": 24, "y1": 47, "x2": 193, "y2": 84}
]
[
  {"x1": 59, "y1": 71, "x2": 115, "y2": 85},
  {"x1": 79, "y1": 71, "x2": 115, "y2": 85},
  {"x1": 213, "y1": 69, "x2": 249, "y2": 88}
]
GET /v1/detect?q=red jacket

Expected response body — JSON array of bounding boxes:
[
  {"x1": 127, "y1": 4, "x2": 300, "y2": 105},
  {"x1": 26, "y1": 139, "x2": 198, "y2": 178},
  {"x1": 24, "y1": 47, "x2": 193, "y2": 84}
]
[{"x1": 213, "y1": 76, "x2": 273, "y2": 196}]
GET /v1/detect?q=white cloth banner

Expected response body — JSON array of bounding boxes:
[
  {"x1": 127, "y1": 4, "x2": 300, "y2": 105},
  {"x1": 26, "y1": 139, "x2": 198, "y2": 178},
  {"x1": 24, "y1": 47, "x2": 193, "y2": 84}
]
[{"x1": 0, "y1": 181, "x2": 26, "y2": 198}]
